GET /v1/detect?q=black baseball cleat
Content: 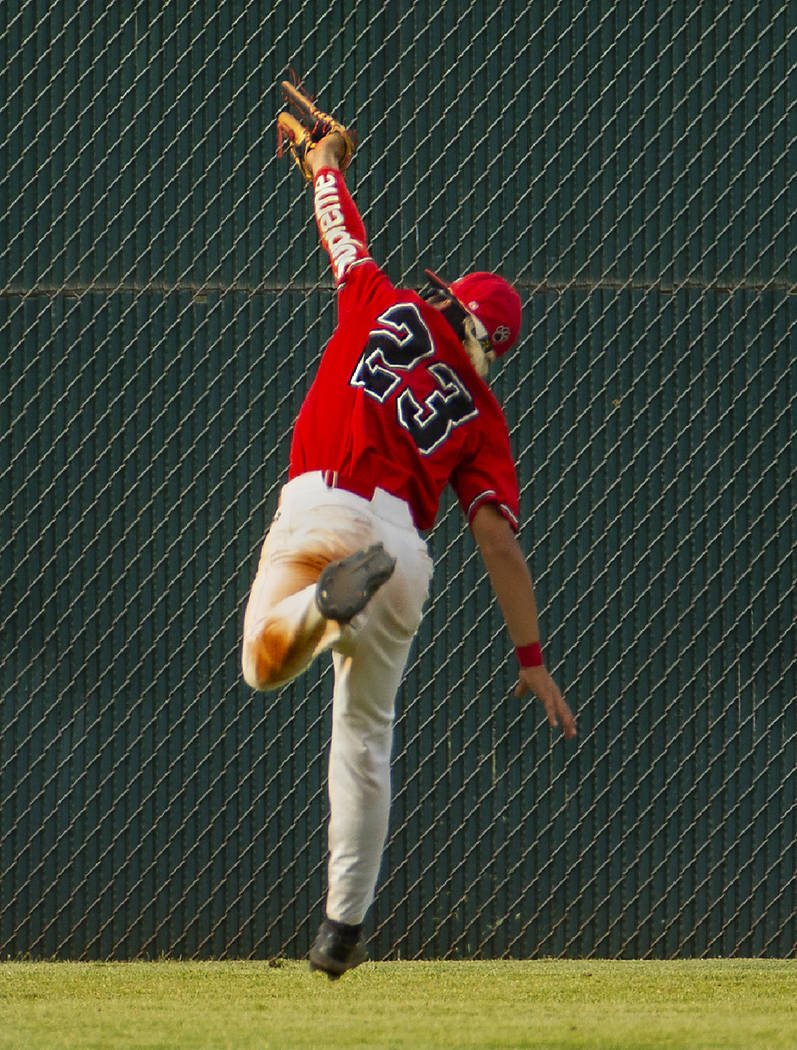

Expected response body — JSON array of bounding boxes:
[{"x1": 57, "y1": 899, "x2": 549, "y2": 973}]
[
  {"x1": 308, "y1": 919, "x2": 368, "y2": 979},
  {"x1": 315, "y1": 543, "x2": 396, "y2": 623}
]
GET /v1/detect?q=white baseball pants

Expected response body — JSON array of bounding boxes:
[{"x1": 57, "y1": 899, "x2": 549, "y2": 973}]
[{"x1": 242, "y1": 472, "x2": 433, "y2": 925}]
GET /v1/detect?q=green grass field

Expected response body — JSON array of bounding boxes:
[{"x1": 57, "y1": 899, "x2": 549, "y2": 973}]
[{"x1": 0, "y1": 959, "x2": 794, "y2": 1050}]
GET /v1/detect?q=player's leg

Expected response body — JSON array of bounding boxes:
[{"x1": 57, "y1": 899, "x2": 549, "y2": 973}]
[
  {"x1": 242, "y1": 542, "x2": 395, "y2": 691},
  {"x1": 325, "y1": 638, "x2": 408, "y2": 923},
  {"x1": 242, "y1": 485, "x2": 394, "y2": 692},
  {"x1": 314, "y1": 523, "x2": 432, "y2": 968},
  {"x1": 241, "y1": 545, "x2": 337, "y2": 691},
  {"x1": 310, "y1": 632, "x2": 413, "y2": 977}
]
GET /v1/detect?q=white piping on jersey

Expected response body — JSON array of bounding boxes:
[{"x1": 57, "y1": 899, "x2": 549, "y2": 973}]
[
  {"x1": 314, "y1": 172, "x2": 371, "y2": 282},
  {"x1": 499, "y1": 503, "x2": 519, "y2": 529},
  {"x1": 342, "y1": 256, "x2": 372, "y2": 279},
  {"x1": 467, "y1": 489, "x2": 498, "y2": 518},
  {"x1": 466, "y1": 491, "x2": 518, "y2": 529}
]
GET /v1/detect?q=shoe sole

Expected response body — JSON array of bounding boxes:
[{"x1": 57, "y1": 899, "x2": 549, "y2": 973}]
[
  {"x1": 316, "y1": 544, "x2": 396, "y2": 623},
  {"x1": 309, "y1": 945, "x2": 368, "y2": 979}
]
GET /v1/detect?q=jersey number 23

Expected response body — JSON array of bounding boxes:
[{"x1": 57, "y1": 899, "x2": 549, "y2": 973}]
[{"x1": 350, "y1": 303, "x2": 477, "y2": 455}]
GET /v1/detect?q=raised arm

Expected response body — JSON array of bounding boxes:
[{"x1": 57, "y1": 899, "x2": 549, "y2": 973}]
[
  {"x1": 307, "y1": 134, "x2": 373, "y2": 285},
  {"x1": 470, "y1": 503, "x2": 576, "y2": 740}
]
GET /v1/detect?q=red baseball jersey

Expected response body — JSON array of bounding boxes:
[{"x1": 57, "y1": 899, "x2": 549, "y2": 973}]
[{"x1": 288, "y1": 169, "x2": 520, "y2": 533}]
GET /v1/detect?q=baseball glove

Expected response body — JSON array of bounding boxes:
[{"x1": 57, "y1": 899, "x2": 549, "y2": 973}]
[{"x1": 277, "y1": 74, "x2": 356, "y2": 180}]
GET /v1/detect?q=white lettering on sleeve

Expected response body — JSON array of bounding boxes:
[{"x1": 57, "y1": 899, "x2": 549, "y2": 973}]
[{"x1": 313, "y1": 174, "x2": 370, "y2": 282}]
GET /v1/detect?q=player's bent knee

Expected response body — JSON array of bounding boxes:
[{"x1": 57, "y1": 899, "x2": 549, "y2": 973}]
[
  {"x1": 242, "y1": 643, "x2": 265, "y2": 691},
  {"x1": 242, "y1": 640, "x2": 282, "y2": 692},
  {"x1": 241, "y1": 621, "x2": 306, "y2": 692}
]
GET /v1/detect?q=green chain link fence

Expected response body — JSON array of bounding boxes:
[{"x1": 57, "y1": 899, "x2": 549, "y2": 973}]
[{"x1": 1, "y1": 0, "x2": 795, "y2": 959}]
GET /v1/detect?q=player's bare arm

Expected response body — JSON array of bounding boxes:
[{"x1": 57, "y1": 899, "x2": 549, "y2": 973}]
[{"x1": 470, "y1": 504, "x2": 576, "y2": 740}]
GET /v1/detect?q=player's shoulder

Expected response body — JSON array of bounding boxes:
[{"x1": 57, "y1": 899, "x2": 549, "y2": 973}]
[{"x1": 338, "y1": 257, "x2": 396, "y2": 311}]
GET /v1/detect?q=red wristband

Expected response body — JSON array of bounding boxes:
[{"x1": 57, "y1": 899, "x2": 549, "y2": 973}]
[{"x1": 516, "y1": 642, "x2": 543, "y2": 667}]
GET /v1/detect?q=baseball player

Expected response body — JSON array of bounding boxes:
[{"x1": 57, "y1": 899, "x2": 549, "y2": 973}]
[{"x1": 242, "y1": 81, "x2": 576, "y2": 978}]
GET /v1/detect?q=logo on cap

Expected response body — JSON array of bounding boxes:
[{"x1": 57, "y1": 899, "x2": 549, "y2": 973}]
[{"x1": 426, "y1": 268, "x2": 523, "y2": 357}]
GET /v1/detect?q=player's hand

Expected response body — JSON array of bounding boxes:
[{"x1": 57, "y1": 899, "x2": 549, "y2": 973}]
[
  {"x1": 307, "y1": 132, "x2": 348, "y2": 176},
  {"x1": 515, "y1": 666, "x2": 577, "y2": 740}
]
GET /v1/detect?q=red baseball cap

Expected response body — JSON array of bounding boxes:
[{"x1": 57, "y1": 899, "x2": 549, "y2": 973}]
[{"x1": 424, "y1": 269, "x2": 522, "y2": 356}]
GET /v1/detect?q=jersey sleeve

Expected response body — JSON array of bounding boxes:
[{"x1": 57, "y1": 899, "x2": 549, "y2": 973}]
[
  {"x1": 449, "y1": 418, "x2": 520, "y2": 532},
  {"x1": 313, "y1": 167, "x2": 393, "y2": 315},
  {"x1": 312, "y1": 168, "x2": 371, "y2": 284}
]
